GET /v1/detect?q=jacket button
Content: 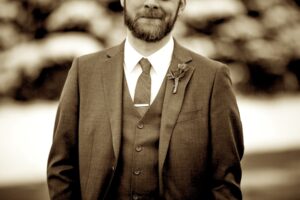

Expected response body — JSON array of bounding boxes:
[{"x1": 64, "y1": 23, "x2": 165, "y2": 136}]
[
  {"x1": 135, "y1": 145, "x2": 143, "y2": 152},
  {"x1": 132, "y1": 194, "x2": 139, "y2": 200},
  {"x1": 133, "y1": 170, "x2": 141, "y2": 175},
  {"x1": 137, "y1": 123, "x2": 144, "y2": 129}
]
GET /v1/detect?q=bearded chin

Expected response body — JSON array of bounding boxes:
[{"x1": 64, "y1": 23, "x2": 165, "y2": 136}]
[{"x1": 124, "y1": 11, "x2": 177, "y2": 42}]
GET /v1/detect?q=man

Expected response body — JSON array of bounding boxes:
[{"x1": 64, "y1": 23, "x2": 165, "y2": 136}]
[{"x1": 47, "y1": 0, "x2": 244, "y2": 199}]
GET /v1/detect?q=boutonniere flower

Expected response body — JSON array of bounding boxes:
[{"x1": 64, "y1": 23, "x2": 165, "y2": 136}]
[{"x1": 167, "y1": 63, "x2": 190, "y2": 94}]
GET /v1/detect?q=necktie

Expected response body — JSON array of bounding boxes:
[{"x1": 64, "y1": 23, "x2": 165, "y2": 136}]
[{"x1": 134, "y1": 58, "x2": 151, "y2": 116}]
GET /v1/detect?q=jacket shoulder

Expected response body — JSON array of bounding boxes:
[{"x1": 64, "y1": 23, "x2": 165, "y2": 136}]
[
  {"x1": 175, "y1": 42, "x2": 229, "y2": 84},
  {"x1": 175, "y1": 41, "x2": 226, "y2": 73},
  {"x1": 75, "y1": 42, "x2": 123, "y2": 65},
  {"x1": 189, "y1": 49, "x2": 226, "y2": 71}
]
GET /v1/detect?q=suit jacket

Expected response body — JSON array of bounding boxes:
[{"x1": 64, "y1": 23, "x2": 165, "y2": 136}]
[{"x1": 47, "y1": 40, "x2": 244, "y2": 200}]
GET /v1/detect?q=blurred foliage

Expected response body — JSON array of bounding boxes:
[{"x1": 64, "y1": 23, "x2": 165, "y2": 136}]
[{"x1": 0, "y1": 0, "x2": 300, "y2": 101}]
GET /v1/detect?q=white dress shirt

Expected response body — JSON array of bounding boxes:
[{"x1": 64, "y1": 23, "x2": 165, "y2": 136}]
[{"x1": 123, "y1": 38, "x2": 174, "y2": 104}]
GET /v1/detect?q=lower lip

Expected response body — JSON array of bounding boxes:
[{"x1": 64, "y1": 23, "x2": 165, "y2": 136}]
[{"x1": 139, "y1": 17, "x2": 161, "y2": 21}]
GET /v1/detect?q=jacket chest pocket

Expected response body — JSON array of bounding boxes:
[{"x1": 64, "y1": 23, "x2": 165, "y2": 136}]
[{"x1": 176, "y1": 109, "x2": 203, "y2": 123}]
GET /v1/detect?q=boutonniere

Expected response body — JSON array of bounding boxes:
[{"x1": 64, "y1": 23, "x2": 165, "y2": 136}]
[{"x1": 167, "y1": 63, "x2": 190, "y2": 94}]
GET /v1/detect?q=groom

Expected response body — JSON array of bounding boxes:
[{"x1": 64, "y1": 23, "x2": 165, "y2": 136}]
[{"x1": 47, "y1": 0, "x2": 244, "y2": 199}]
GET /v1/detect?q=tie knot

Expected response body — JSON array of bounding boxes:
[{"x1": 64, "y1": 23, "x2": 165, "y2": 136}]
[{"x1": 139, "y1": 58, "x2": 151, "y2": 74}]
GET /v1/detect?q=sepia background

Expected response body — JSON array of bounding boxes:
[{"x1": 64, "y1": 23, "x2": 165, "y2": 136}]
[{"x1": 0, "y1": 0, "x2": 300, "y2": 199}]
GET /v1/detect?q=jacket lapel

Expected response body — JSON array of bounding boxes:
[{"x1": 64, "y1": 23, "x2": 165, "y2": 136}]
[
  {"x1": 158, "y1": 41, "x2": 195, "y2": 193},
  {"x1": 101, "y1": 42, "x2": 125, "y2": 162}
]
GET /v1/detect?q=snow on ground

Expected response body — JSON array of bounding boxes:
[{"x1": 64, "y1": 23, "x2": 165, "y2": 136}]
[{"x1": 0, "y1": 95, "x2": 300, "y2": 186}]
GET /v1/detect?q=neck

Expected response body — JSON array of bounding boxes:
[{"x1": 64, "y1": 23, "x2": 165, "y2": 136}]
[{"x1": 127, "y1": 30, "x2": 172, "y2": 57}]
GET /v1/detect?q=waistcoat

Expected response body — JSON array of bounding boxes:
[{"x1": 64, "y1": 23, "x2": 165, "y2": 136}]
[{"x1": 109, "y1": 76, "x2": 167, "y2": 200}]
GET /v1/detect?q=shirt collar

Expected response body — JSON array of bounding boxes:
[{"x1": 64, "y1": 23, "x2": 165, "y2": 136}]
[
  {"x1": 124, "y1": 37, "x2": 174, "y2": 74},
  {"x1": 124, "y1": 39, "x2": 143, "y2": 72}
]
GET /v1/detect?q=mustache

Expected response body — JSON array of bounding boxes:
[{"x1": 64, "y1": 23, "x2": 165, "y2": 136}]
[{"x1": 136, "y1": 8, "x2": 165, "y2": 19}]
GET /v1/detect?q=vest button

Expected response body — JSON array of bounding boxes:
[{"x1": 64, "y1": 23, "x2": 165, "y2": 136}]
[
  {"x1": 135, "y1": 145, "x2": 143, "y2": 152},
  {"x1": 137, "y1": 123, "x2": 144, "y2": 129},
  {"x1": 133, "y1": 169, "x2": 141, "y2": 175},
  {"x1": 132, "y1": 194, "x2": 139, "y2": 200}
]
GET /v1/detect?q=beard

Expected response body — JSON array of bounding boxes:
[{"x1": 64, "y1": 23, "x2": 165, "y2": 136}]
[{"x1": 124, "y1": 2, "x2": 180, "y2": 42}]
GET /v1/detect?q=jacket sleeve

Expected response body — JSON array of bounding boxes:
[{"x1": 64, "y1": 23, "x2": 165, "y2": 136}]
[
  {"x1": 209, "y1": 65, "x2": 244, "y2": 199},
  {"x1": 47, "y1": 58, "x2": 81, "y2": 200}
]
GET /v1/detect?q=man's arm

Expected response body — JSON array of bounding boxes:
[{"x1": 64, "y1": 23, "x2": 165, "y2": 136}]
[
  {"x1": 47, "y1": 58, "x2": 81, "y2": 199},
  {"x1": 209, "y1": 65, "x2": 244, "y2": 199}
]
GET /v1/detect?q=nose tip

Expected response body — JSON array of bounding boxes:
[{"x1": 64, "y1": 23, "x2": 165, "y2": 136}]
[
  {"x1": 144, "y1": 0, "x2": 159, "y2": 9},
  {"x1": 145, "y1": 4, "x2": 158, "y2": 9}
]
